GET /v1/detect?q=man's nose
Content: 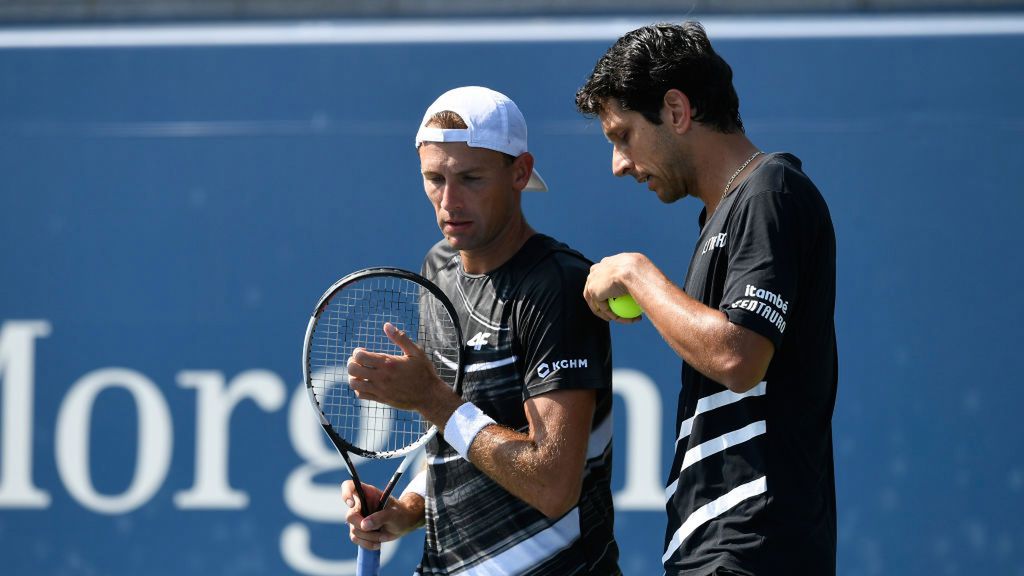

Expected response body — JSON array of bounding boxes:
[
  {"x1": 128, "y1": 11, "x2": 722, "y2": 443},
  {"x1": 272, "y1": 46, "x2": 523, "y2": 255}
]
[{"x1": 612, "y1": 147, "x2": 633, "y2": 177}]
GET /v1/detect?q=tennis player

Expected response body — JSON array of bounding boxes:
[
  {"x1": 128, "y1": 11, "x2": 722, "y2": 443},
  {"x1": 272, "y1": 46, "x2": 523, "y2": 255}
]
[
  {"x1": 576, "y1": 23, "x2": 838, "y2": 576},
  {"x1": 342, "y1": 86, "x2": 621, "y2": 575}
]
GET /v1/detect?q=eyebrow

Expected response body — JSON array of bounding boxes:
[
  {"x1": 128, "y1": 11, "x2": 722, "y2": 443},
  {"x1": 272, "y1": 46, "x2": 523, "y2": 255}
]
[
  {"x1": 422, "y1": 164, "x2": 488, "y2": 177},
  {"x1": 601, "y1": 115, "x2": 623, "y2": 139}
]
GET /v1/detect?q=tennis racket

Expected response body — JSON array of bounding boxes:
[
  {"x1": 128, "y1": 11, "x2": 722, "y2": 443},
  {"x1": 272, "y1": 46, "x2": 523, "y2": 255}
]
[{"x1": 302, "y1": 267, "x2": 463, "y2": 576}]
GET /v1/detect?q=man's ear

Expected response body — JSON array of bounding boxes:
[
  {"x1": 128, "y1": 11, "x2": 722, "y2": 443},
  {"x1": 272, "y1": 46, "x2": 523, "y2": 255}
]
[
  {"x1": 511, "y1": 152, "x2": 535, "y2": 191},
  {"x1": 662, "y1": 89, "x2": 693, "y2": 134}
]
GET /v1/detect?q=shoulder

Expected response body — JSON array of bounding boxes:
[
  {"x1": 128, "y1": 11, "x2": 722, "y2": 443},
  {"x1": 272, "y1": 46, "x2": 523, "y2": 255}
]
[
  {"x1": 514, "y1": 235, "x2": 593, "y2": 295},
  {"x1": 740, "y1": 153, "x2": 825, "y2": 204},
  {"x1": 732, "y1": 153, "x2": 832, "y2": 222}
]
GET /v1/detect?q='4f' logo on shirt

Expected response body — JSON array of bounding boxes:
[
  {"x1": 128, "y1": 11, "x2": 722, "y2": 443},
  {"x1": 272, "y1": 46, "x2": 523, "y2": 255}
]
[{"x1": 467, "y1": 332, "x2": 491, "y2": 350}]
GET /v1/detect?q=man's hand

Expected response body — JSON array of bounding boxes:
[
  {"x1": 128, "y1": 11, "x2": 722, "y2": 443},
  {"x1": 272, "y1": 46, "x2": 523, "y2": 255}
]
[
  {"x1": 347, "y1": 322, "x2": 464, "y2": 427},
  {"x1": 341, "y1": 480, "x2": 424, "y2": 551},
  {"x1": 584, "y1": 252, "x2": 647, "y2": 324}
]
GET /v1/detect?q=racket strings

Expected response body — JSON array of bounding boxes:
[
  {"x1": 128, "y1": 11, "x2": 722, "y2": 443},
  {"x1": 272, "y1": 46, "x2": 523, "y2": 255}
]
[{"x1": 309, "y1": 275, "x2": 460, "y2": 456}]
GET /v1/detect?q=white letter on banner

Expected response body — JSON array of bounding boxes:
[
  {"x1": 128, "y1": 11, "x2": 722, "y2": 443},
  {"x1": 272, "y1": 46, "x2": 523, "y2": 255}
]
[
  {"x1": 281, "y1": 381, "x2": 401, "y2": 575},
  {"x1": 0, "y1": 320, "x2": 52, "y2": 507},
  {"x1": 56, "y1": 368, "x2": 172, "y2": 514},
  {"x1": 174, "y1": 369, "x2": 286, "y2": 509},
  {"x1": 612, "y1": 368, "x2": 665, "y2": 510}
]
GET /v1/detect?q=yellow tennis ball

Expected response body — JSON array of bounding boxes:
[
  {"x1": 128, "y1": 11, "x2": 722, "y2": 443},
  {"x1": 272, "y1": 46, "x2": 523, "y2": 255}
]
[{"x1": 608, "y1": 294, "x2": 642, "y2": 319}]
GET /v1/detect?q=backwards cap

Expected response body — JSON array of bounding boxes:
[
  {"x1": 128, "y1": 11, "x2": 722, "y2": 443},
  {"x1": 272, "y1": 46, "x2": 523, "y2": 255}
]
[{"x1": 415, "y1": 86, "x2": 548, "y2": 192}]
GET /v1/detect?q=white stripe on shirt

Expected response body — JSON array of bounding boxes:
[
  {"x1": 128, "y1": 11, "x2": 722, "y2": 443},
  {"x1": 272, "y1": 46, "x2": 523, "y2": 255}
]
[
  {"x1": 665, "y1": 420, "x2": 767, "y2": 501},
  {"x1": 454, "y1": 507, "x2": 581, "y2": 575},
  {"x1": 676, "y1": 381, "x2": 766, "y2": 445},
  {"x1": 661, "y1": 476, "x2": 768, "y2": 565},
  {"x1": 434, "y1": 352, "x2": 518, "y2": 374},
  {"x1": 467, "y1": 356, "x2": 518, "y2": 373}
]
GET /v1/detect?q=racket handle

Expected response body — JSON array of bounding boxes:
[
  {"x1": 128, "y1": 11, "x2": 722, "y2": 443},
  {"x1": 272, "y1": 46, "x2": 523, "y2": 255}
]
[{"x1": 356, "y1": 547, "x2": 381, "y2": 576}]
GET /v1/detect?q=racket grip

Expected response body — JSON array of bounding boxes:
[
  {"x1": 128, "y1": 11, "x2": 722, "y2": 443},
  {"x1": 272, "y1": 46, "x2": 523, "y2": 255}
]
[{"x1": 356, "y1": 547, "x2": 381, "y2": 576}]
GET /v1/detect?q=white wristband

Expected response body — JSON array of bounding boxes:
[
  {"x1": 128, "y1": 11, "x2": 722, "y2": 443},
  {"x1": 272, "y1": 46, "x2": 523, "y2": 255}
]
[
  {"x1": 444, "y1": 402, "x2": 496, "y2": 460},
  {"x1": 400, "y1": 468, "x2": 428, "y2": 500}
]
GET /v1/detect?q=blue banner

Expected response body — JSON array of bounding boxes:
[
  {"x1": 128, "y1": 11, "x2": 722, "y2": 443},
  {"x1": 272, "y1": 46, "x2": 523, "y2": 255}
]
[{"x1": 2, "y1": 16, "x2": 1023, "y2": 575}]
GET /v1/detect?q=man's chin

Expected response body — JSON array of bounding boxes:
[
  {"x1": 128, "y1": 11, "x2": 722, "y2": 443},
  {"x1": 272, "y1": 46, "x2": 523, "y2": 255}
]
[
  {"x1": 656, "y1": 189, "x2": 682, "y2": 204},
  {"x1": 444, "y1": 235, "x2": 471, "y2": 250}
]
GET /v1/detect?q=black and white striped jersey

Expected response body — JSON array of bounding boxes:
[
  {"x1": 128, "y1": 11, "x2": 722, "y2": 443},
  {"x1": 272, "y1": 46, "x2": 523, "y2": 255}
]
[
  {"x1": 416, "y1": 234, "x2": 620, "y2": 576},
  {"x1": 664, "y1": 153, "x2": 837, "y2": 575}
]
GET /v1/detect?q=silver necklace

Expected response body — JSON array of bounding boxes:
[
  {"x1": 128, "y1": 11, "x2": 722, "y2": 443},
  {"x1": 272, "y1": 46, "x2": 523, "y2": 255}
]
[{"x1": 722, "y1": 150, "x2": 763, "y2": 199}]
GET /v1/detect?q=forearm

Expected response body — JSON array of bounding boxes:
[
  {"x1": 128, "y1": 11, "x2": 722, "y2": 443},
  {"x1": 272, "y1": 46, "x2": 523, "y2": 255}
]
[
  {"x1": 624, "y1": 256, "x2": 768, "y2": 391},
  {"x1": 445, "y1": 391, "x2": 593, "y2": 519},
  {"x1": 466, "y1": 424, "x2": 583, "y2": 519}
]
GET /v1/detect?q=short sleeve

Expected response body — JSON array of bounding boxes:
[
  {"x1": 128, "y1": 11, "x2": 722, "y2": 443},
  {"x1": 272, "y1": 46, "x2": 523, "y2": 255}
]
[
  {"x1": 721, "y1": 189, "x2": 800, "y2": 350},
  {"x1": 514, "y1": 260, "x2": 612, "y2": 399}
]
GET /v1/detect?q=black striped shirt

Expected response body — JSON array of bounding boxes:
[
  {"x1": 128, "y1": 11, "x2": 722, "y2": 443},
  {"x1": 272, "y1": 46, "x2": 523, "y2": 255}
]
[
  {"x1": 664, "y1": 154, "x2": 837, "y2": 575},
  {"x1": 417, "y1": 234, "x2": 620, "y2": 576}
]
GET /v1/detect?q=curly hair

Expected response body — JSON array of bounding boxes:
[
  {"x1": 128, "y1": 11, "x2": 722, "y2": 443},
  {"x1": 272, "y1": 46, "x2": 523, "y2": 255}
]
[{"x1": 575, "y1": 22, "x2": 744, "y2": 133}]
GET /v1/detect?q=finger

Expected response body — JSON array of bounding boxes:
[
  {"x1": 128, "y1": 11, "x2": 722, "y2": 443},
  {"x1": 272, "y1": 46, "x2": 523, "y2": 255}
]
[
  {"x1": 346, "y1": 480, "x2": 386, "y2": 509},
  {"x1": 347, "y1": 486, "x2": 361, "y2": 511},
  {"x1": 349, "y1": 514, "x2": 393, "y2": 547},
  {"x1": 383, "y1": 322, "x2": 421, "y2": 357},
  {"x1": 348, "y1": 380, "x2": 379, "y2": 402},
  {"x1": 349, "y1": 528, "x2": 382, "y2": 550},
  {"x1": 582, "y1": 280, "x2": 603, "y2": 317},
  {"x1": 584, "y1": 285, "x2": 615, "y2": 322},
  {"x1": 359, "y1": 503, "x2": 396, "y2": 532},
  {"x1": 345, "y1": 506, "x2": 364, "y2": 526},
  {"x1": 347, "y1": 359, "x2": 374, "y2": 381},
  {"x1": 610, "y1": 314, "x2": 641, "y2": 325},
  {"x1": 351, "y1": 347, "x2": 385, "y2": 369},
  {"x1": 340, "y1": 480, "x2": 357, "y2": 506}
]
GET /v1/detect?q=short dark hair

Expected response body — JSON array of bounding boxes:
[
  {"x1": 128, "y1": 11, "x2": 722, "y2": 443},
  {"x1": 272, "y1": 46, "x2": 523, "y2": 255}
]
[{"x1": 575, "y1": 22, "x2": 744, "y2": 133}]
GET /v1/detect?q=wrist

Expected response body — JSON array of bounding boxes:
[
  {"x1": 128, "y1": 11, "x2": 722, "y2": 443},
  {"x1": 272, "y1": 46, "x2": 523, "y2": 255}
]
[
  {"x1": 395, "y1": 490, "x2": 427, "y2": 533},
  {"x1": 443, "y1": 402, "x2": 496, "y2": 460},
  {"x1": 623, "y1": 253, "x2": 649, "y2": 286},
  {"x1": 423, "y1": 387, "x2": 466, "y2": 430}
]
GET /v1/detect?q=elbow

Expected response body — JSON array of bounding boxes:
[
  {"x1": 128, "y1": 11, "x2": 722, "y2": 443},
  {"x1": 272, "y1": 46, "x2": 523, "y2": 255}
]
[
  {"x1": 533, "y1": 481, "x2": 582, "y2": 519},
  {"x1": 716, "y1": 355, "x2": 768, "y2": 394},
  {"x1": 720, "y1": 374, "x2": 764, "y2": 394},
  {"x1": 713, "y1": 329, "x2": 773, "y2": 393}
]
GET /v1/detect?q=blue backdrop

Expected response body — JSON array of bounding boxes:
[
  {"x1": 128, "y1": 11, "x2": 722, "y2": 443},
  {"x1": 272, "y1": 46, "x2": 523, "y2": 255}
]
[{"x1": 2, "y1": 15, "x2": 1023, "y2": 575}]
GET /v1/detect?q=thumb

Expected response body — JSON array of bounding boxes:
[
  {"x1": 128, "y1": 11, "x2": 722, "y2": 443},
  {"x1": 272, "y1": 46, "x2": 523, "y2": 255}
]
[
  {"x1": 384, "y1": 322, "x2": 420, "y2": 357},
  {"x1": 360, "y1": 507, "x2": 393, "y2": 532},
  {"x1": 361, "y1": 508, "x2": 401, "y2": 540}
]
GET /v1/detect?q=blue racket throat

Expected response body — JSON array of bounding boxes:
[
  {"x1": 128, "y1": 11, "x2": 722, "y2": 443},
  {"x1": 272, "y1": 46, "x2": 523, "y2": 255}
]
[{"x1": 357, "y1": 548, "x2": 381, "y2": 576}]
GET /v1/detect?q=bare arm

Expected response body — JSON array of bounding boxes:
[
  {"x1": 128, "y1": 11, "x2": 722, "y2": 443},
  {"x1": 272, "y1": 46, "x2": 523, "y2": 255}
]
[
  {"x1": 583, "y1": 253, "x2": 773, "y2": 392},
  {"x1": 466, "y1": 388, "x2": 595, "y2": 518},
  {"x1": 347, "y1": 323, "x2": 596, "y2": 518}
]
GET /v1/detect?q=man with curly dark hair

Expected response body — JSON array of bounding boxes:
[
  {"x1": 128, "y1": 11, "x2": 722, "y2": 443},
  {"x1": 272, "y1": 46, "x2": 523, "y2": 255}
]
[{"x1": 577, "y1": 22, "x2": 838, "y2": 576}]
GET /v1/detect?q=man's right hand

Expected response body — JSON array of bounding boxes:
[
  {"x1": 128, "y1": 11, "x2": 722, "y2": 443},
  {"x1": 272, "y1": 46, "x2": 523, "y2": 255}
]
[{"x1": 341, "y1": 480, "x2": 426, "y2": 550}]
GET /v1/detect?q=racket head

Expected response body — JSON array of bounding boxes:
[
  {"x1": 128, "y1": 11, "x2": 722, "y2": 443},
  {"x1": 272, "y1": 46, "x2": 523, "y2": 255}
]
[{"x1": 303, "y1": 267, "x2": 463, "y2": 459}]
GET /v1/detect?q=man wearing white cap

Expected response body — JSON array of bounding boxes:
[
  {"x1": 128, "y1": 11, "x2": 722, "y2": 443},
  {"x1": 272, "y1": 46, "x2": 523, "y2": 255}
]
[{"x1": 342, "y1": 86, "x2": 621, "y2": 575}]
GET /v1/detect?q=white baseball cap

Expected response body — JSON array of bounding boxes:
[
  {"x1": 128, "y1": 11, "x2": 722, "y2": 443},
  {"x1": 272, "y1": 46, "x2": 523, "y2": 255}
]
[{"x1": 415, "y1": 86, "x2": 548, "y2": 192}]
